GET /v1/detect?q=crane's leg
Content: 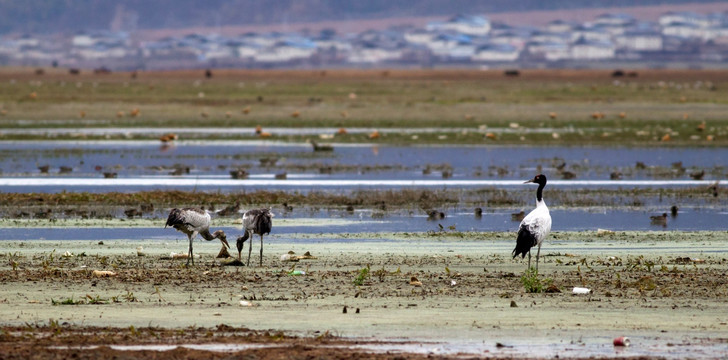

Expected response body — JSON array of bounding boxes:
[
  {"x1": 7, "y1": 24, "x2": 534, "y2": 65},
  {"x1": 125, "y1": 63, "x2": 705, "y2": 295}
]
[
  {"x1": 247, "y1": 231, "x2": 253, "y2": 266},
  {"x1": 187, "y1": 231, "x2": 198, "y2": 266},
  {"x1": 535, "y1": 243, "x2": 542, "y2": 273},
  {"x1": 527, "y1": 251, "x2": 531, "y2": 271},
  {"x1": 259, "y1": 234, "x2": 264, "y2": 266}
]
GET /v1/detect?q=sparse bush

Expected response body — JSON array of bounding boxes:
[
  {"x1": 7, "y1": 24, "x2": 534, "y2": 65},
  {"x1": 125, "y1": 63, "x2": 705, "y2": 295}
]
[{"x1": 520, "y1": 267, "x2": 552, "y2": 293}]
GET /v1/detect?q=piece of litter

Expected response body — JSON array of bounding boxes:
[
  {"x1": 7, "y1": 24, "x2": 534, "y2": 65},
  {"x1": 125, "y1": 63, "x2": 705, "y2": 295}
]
[
  {"x1": 63, "y1": 251, "x2": 74, "y2": 257},
  {"x1": 597, "y1": 228, "x2": 614, "y2": 236},
  {"x1": 239, "y1": 300, "x2": 254, "y2": 307},
  {"x1": 92, "y1": 270, "x2": 117, "y2": 278},
  {"x1": 572, "y1": 287, "x2": 591, "y2": 294},
  {"x1": 288, "y1": 270, "x2": 306, "y2": 276},
  {"x1": 450, "y1": 280, "x2": 457, "y2": 286},
  {"x1": 613, "y1": 336, "x2": 630, "y2": 347}
]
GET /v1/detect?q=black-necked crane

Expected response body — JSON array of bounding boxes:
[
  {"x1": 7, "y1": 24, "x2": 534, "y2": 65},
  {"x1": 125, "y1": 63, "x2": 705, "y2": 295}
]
[
  {"x1": 236, "y1": 208, "x2": 273, "y2": 266},
  {"x1": 512, "y1": 174, "x2": 552, "y2": 272},
  {"x1": 165, "y1": 208, "x2": 230, "y2": 266}
]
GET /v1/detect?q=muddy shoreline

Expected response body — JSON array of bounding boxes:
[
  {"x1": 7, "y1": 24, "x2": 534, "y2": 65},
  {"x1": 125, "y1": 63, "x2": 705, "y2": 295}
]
[{"x1": 1, "y1": 233, "x2": 727, "y2": 359}]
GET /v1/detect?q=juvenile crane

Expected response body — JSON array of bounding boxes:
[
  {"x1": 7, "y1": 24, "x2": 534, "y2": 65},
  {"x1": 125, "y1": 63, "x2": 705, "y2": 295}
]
[
  {"x1": 165, "y1": 208, "x2": 230, "y2": 266},
  {"x1": 512, "y1": 174, "x2": 552, "y2": 272},
  {"x1": 236, "y1": 208, "x2": 273, "y2": 266}
]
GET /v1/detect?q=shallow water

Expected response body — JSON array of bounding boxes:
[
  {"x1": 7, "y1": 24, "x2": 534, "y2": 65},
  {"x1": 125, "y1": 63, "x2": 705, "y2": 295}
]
[
  {"x1": 1, "y1": 141, "x2": 725, "y2": 177},
  {"x1": 2, "y1": 208, "x2": 726, "y2": 241}
]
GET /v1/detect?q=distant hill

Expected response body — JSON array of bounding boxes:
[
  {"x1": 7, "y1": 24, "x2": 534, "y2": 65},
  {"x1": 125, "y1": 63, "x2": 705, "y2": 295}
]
[{"x1": 0, "y1": 0, "x2": 725, "y2": 34}]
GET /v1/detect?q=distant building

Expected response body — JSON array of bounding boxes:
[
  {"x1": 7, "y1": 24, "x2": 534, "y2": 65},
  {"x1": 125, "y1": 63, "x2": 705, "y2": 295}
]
[
  {"x1": 615, "y1": 29, "x2": 663, "y2": 51},
  {"x1": 659, "y1": 11, "x2": 712, "y2": 28},
  {"x1": 571, "y1": 37, "x2": 615, "y2": 60},
  {"x1": 348, "y1": 42, "x2": 403, "y2": 63},
  {"x1": 526, "y1": 41, "x2": 570, "y2": 61},
  {"x1": 426, "y1": 14, "x2": 491, "y2": 36},
  {"x1": 593, "y1": 13, "x2": 635, "y2": 27},
  {"x1": 545, "y1": 20, "x2": 575, "y2": 33},
  {"x1": 662, "y1": 21, "x2": 705, "y2": 39},
  {"x1": 254, "y1": 39, "x2": 317, "y2": 63},
  {"x1": 571, "y1": 25, "x2": 612, "y2": 43},
  {"x1": 471, "y1": 43, "x2": 520, "y2": 62}
]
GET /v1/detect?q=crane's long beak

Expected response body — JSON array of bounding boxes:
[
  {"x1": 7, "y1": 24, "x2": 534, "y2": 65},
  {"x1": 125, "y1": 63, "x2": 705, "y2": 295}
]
[
  {"x1": 524, "y1": 178, "x2": 535, "y2": 184},
  {"x1": 220, "y1": 237, "x2": 230, "y2": 249}
]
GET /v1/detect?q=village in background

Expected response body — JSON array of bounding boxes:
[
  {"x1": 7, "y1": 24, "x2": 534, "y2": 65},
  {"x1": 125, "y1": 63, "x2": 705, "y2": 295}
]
[{"x1": 1, "y1": 10, "x2": 728, "y2": 70}]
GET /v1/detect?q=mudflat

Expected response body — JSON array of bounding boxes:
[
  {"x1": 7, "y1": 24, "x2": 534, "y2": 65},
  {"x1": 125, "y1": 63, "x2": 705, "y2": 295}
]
[{"x1": 1, "y1": 231, "x2": 727, "y2": 358}]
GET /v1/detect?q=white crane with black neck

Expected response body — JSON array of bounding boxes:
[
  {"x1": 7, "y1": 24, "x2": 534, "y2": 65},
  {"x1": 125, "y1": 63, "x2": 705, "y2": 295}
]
[
  {"x1": 512, "y1": 174, "x2": 552, "y2": 272},
  {"x1": 165, "y1": 207, "x2": 230, "y2": 266}
]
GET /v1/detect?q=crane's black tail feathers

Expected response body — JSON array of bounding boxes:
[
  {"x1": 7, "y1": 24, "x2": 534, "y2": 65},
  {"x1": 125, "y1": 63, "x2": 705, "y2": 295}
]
[
  {"x1": 512, "y1": 225, "x2": 538, "y2": 259},
  {"x1": 165, "y1": 208, "x2": 184, "y2": 228},
  {"x1": 256, "y1": 211, "x2": 273, "y2": 235}
]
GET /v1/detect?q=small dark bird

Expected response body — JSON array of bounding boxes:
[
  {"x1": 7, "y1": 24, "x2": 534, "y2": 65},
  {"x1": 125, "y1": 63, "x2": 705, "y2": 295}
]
[
  {"x1": 512, "y1": 174, "x2": 552, "y2": 271},
  {"x1": 427, "y1": 210, "x2": 445, "y2": 221},
  {"x1": 236, "y1": 208, "x2": 274, "y2": 266},
  {"x1": 670, "y1": 205, "x2": 679, "y2": 217},
  {"x1": 474, "y1": 207, "x2": 483, "y2": 218},
  {"x1": 124, "y1": 208, "x2": 141, "y2": 218},
  {"x1": 217, "y1": 202, "x2": 241, "y2": 217},
  {"x1": 561, "y1": 171, "x2": 576, "y2": 179},
  {"x1": 165, "y1": 208, "x2": 230, "y2": 266},
  {"x1": 650, "y1": 213, "x2": 668, "y2": 227},
  {"x1": 710, "y1": 182, "x2": 719, "y2": 197},
  {"x1": 230, "y1": 169, "x2": 248, "y2": 179},
  {"x1": 311, "y1": 141, "x2": 334, "y2": 152},
  {"x1": 690, "y1": 170, "x2": 705, "y2": 180},
  {"x1": 511, "y1": 210, "x2": 525, "y2": 222},
  {"x1": 610, "y1": 172, "x2": 622, "y2": 180}
]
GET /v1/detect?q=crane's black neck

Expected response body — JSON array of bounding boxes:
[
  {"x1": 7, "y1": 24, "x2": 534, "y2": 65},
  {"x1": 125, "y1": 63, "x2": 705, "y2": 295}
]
[{"x1": 536, "y1": 183, "x2": 545, "y2": 202}]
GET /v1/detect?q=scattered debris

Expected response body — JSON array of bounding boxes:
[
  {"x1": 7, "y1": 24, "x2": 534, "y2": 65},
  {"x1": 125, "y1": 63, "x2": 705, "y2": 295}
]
[
  {"x1": 92, "y1": 270, "x2": 117, "y2": 278},
  {"x1": 597, "y1": 228, "x2": 614, "y2": 236},
  {"x1": 572, "y1": 287, "x2": 591, "y2": 294},
  {"x1": 613, "y1": 336, "x2": 630, "y2": 347},
  {"x1": 281, "y1": 251, "x2": 317, "y2": 262}
]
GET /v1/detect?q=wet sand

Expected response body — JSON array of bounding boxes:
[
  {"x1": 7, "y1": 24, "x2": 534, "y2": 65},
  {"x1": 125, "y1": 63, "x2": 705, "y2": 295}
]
[{"x1": 1, "y1": 231, "x2": 727, "y2": 358}]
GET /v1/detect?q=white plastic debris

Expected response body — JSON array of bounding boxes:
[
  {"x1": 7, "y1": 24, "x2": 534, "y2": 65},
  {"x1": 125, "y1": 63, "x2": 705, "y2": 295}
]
[
  {"x1": 239, "y1": 300, "x2": 254, "y2": 307},
  {"x1": 136, "y1": 246, "x2": 145, "y2": 257},
  {"x1": 62, "y1": 251, "x2": 74, "y2": 257},
  {"x1": 597, "y1": 228, "x2": 614, "y2": 236},
  {"x1": 572, "y1": 287, "x2": 591, "y2": 294}
]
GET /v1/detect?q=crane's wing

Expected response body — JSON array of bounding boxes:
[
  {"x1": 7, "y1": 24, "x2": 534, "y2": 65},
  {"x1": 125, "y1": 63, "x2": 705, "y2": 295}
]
[
  {"x1": 166, "y1": 208, "x2": 210, "y2": 230},
  {"x1": 512, "y1": 210, "x2": 551, "y2": 259}
]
